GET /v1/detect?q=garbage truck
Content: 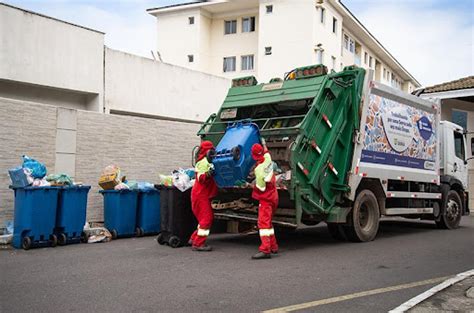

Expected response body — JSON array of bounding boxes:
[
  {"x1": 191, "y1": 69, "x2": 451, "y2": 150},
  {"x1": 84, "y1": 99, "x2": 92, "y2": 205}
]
[{"x1": 197, "y1": 64, "x2": 469, "y2": 242}]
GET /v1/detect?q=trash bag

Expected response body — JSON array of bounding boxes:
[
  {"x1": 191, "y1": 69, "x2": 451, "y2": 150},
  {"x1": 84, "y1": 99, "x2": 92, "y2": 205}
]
[
  {"x1": 114, "y1": 183, "x2": 130, "y2": 190},
  {"x1": 22, "y1": 155, "x2": 47, "y2": 179},
  {"x1": 172, "y1": 170, "x2": 194, "y2": 192},
  {"x1": 32, "y1": 178, "x2": 51, "y2": 187},
  {"x1": 124, "y1": 180, "x2": 138, "y2": 190},
  {"x1": 137, "y1": 181, "x2": 155, "y2": 191},
  {"x1": 46, "y1": 173, "x2": 73, "y2": 186},
  {"x1": 158, "y1": 174, "x2": 173, "y2": 187}
]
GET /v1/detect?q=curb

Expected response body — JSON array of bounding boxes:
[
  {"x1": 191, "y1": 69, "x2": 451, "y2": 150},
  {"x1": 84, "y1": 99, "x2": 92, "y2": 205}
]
[{"x1": 389, "y1": 269, "x2": 474, "y2": 312}]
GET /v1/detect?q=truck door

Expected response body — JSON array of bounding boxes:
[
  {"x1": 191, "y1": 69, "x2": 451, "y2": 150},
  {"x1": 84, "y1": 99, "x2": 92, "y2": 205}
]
[{"x1": 451, "y1": 130, "x2": 468, "y2": 188}]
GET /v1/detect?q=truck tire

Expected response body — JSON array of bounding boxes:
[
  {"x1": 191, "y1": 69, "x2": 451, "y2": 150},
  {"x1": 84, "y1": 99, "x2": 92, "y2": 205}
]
[
  {"x1": 436, "y1": 190, "x2": 462, "y2": 229},
  {"x1": 344, "y1": 189, "x2": 380, "y2": 242}
]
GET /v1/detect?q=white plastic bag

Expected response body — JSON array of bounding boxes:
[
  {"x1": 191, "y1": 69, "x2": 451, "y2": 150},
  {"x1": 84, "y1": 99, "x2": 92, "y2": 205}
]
[{"x1": 172, "y1": 170, "x2": 195, "y2": 192}]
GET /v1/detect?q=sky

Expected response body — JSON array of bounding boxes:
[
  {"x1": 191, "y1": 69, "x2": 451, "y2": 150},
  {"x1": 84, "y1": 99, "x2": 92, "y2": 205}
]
[{"x1": 3, "y1": 0, "x2": 474, "y2": 86}]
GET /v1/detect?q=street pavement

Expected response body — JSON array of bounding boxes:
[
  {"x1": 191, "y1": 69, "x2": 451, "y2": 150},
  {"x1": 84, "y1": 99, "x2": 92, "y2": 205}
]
[{"x1": 1, "y1": 216, "x2": 473, "y2": 313}]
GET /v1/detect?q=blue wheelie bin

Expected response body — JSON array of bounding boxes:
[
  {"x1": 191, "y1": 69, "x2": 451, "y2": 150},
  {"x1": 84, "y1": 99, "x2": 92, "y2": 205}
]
[
  {"x1": 136, "y1": 188, "x2": 160, "y2": 236},
  {"x1": 55, "y1": 185, "x2": 91, "y2": 245},
  {"x1": 100, "y1": 189, "x2": 139, "y2": 239},
  {"x1": 212, "y1": 121, "x2": 260, "y2": 187},
  {"x1": 11, "y1": 186, "x2": 61, "y2": 250}
]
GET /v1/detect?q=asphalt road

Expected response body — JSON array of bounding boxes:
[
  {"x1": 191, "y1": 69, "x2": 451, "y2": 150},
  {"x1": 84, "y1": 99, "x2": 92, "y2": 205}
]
[{"x1": 1, "y1": 216, "x2": 473, "y2": 313}]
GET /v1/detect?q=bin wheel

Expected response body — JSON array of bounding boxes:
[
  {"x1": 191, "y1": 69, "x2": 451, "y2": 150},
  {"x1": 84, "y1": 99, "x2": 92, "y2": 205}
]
[
  {"x1": 111, "y1": 229, "x2": 118, "y2": 240},
  {"x1": 50, "y1": 234, "x2": 58, "y2": 247},
  {"x1": 135, "y1": 227, "x2": 143, "y2": 237},
  {"x1": 231, "y1": 146, "x2": 241, "y2": 161},
  {"x1": 80, "y1": 232, "x2": 88, "y2": 243},
  {"x1": 58, "y1": 233, "x2": 68, "y2": 246},
  {"x1": 22, "y1": 236, "x2": 32, "y2": 250},
  {"x1": 169, "y1": 236, "x2": 181, "y2": 248},
  {"x1": 156, "y1": 233, "x2": 165, "y2": 245}
]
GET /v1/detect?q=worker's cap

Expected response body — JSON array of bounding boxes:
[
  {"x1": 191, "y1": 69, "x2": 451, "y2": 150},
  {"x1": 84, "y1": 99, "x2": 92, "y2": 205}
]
[
  {"x1": 200, "y1": 140, "x2": 215, "y2": 152},
  {"x1": 251, "y1": 143, "x2": 264, "y2": 161}
]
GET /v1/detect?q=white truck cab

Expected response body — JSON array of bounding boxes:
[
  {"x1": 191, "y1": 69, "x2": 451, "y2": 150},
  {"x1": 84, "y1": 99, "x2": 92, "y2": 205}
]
[{"x1": 440, "y1": 121, "x2": 468, "y2": 189}]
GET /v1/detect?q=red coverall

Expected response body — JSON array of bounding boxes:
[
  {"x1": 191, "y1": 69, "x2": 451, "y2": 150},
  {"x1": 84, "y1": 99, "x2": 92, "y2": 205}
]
[
  {"x1": 190, "y1": 141, "x2": 218, "y2": 248},
  {"x1": 251, "y1": 145, "x2": 279, "y2": 254}
]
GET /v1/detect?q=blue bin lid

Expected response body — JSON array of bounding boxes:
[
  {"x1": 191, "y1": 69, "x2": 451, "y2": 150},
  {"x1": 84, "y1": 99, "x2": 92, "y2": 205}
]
[
  {"x1": 61, "y1": 185, "x2": 91, "y2": 190},
  {"x1": 9, "y1": 185, "x2": 62, "y2": 190}
]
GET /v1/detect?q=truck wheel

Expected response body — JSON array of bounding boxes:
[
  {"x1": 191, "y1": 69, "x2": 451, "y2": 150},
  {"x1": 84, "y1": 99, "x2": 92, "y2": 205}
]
[
  {"x1": 436, "y1": 190, "x2": 462, "y2": 229},
  {"x1": 327, "y1": 223, "x2": 346, "y2": 241},
  {"x1": 344, "y1": 189, "x2": 380, "y2": 242}
]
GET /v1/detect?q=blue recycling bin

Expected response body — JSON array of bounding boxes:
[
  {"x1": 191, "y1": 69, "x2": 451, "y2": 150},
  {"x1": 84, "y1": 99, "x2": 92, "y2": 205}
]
[
  {"x1": 11, "y1": 186, "x2": 60, "y2": 249},
  {"x1": 55, "y1": 185, "x2": 91, "y2": 245},
  {"x1": 213, "y1": 121, "x2": 260, "y2": 187},
  {"x1": 136, "y1": 188, "x2": 161, "y2": 236},
  {"x1": 100, "y1": 189, "x2": 139, "y2": 239}
]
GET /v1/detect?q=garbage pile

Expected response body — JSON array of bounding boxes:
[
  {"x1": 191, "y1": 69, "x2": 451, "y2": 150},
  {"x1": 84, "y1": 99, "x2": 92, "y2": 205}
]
[
  {"x1": 98, "y1": 165, "x2": 155, "y2": 191},
  {"x1": 8, "y1": 155, "x2": 78, "y2": 188},
  {"x1": 0, "y1": 221, "x2": 14, "y2": 247},
  {"x1": 157, "y1": 168, "x2": 195, "y2": 192}
]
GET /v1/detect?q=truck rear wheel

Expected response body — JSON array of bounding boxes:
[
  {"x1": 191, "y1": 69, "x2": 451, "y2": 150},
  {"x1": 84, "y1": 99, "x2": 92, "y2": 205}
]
[
  {"x1": 344, "y1": 190, "x2": 380, "y2": 242},
  {"x1": 436, "y1": 190, "x2": 462, "y2": 229}
]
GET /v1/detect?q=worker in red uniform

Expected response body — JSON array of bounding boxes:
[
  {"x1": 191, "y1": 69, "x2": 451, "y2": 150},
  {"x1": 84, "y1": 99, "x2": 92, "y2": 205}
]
[
  {"x1": 250, "y1": 143, "x2": 279, "y2": 259},
  {"x1": 189, "y1": 140, "x2": 218, "y2": 251}
]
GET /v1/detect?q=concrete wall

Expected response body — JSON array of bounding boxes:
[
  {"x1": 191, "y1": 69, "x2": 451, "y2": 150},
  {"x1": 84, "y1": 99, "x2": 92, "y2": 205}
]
[
  {"x1": 0, "y1": 97, "x2": 200, "y2": 225},
  {"x1": 0, "y1": 3, "x2": 104, "y2": 111},
  {"x1": 104, "y1": 48, "x2": 230, "y2": 122}
]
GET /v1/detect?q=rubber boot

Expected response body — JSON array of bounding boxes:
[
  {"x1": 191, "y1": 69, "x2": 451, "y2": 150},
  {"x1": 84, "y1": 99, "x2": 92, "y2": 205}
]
[
  {"x1": 192, "y1": 245, "x2": 213, "y2": 252},
  {"x1": 252, "y1": 251, "x2": 271, "y2": 259}
]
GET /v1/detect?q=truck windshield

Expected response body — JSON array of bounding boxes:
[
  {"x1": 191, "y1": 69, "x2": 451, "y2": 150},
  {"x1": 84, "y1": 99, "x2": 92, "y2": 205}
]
[{"x1": 454, "y1": 131, "x2": 465, "y2": 160}]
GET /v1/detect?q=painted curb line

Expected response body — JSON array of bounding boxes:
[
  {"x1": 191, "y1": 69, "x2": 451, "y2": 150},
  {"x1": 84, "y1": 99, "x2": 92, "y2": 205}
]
[{"x1": 389, "y1": 269, "x2": 474, "y2": 312}]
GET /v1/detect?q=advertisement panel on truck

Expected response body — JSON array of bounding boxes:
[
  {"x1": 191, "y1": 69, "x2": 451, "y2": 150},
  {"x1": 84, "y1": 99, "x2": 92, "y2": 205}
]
[{"x1": 361, "y1": 94, "x2": 437, "y2": 171}]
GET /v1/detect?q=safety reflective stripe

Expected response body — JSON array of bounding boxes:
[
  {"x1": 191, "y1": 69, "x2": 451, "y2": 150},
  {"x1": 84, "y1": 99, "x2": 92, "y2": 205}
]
[
  {"x1": 197, "y1": 226, "x2": 210, "y2": 236},
  {"x1": 259, "y1": 228, "x2": 275, "y2": 236}
]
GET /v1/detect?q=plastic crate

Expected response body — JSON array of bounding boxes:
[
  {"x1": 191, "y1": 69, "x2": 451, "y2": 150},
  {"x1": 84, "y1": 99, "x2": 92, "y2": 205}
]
[
  {"x1": 136, "y1": 189, "x2": 161, "y2": 236},
  {"x1": 11, "y1": 186, "x2": 61, "y2": 249},
  {"x1": 100, "y1": 189, "x2": 139, "y2": 239},
  {"x1": 213, "y1": 121, "x2": 260, "y2": 187},
  {"x1": 54, "y1": 185, "x2": 91, "y2": 245}
]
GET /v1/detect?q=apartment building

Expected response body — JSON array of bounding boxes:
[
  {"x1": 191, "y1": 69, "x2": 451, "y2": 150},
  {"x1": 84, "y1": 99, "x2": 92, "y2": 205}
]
[{"x1": 148, "y1": 0, "x2": 420, "y2": 92}]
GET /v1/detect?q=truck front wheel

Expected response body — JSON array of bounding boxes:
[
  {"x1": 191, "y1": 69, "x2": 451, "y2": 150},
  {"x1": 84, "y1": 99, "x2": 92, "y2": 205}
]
[
  {"x1": 436, "y1": 190, "x2": 462, "y2": 229},
  {"x1": 344, "y1": 189, "x2": 380, "y2": 242}
]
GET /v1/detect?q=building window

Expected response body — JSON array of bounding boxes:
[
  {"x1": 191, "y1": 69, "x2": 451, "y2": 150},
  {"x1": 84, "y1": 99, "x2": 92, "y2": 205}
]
[
  {"x1": 344, "y1": 34, "x2": 355, "y2": 53},
  {"x1": 316, "y1": 50, "x2": 323, "y2": 64},
  {"x1": 188, "y1": 17, "x2": 194, "y2": 25},
  {"x1": 320, "y1": 8, "x2": 325, "y2": 23},
  {"x1": 332, "y1": 17, "x2": 337, "y2": 33},
  {"x1": 364, "y1": 52, "x2": 368, "y2": 64},
  {"x1": 383, "y1": 68, "x2": 386, "y2": 79},
  {"x1": 265, "y1": 47, "x2": 272, "y2": 55},
  {"x1": 241, "y1": 55, "x2": 254, "y2": 71},
  {"x1": 369, "y1": 56, "x2": 373, "y2": 68},
  {"x1": 188, "y1": 55, "x2": 194, "y2": 63},
  {"x1": 224, "y1": 20, "x2": 237, "y2": 34},
  {"x1": 242, "y1": 17, "x2": 256, "y2": 32},
  {"x1": 266, "y1": 5, "x2": 273, "y2": 13},
  {"x1": 223, "y1": 56, "x2": 236, "y2": 72},
  {"x1": 331, "y1": 56, "x2": 336, "y2": 71}
]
